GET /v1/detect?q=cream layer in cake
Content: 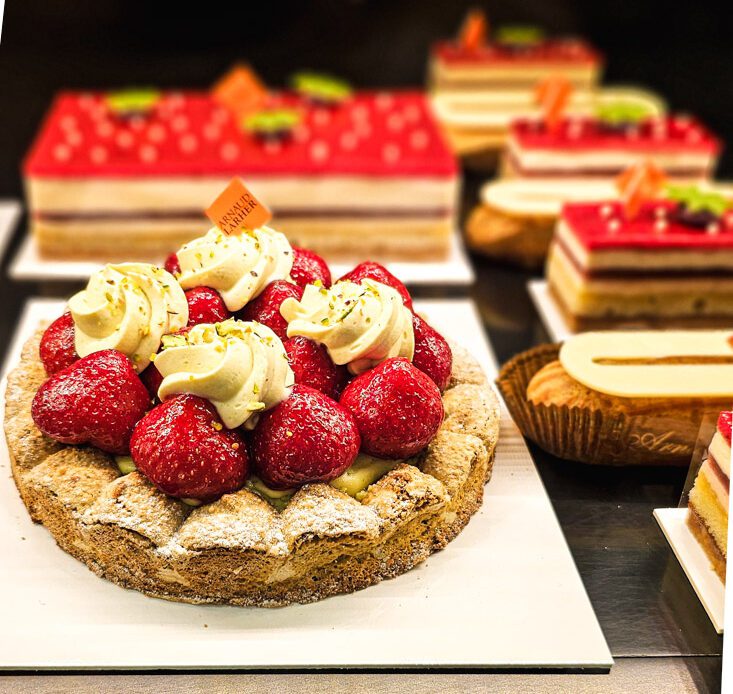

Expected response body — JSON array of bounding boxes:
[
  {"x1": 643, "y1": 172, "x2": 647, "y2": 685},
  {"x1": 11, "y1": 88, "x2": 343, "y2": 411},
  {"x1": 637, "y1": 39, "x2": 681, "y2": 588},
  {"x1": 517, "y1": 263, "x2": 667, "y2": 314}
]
[
  {"x1": 430, "y1": 62, "x2": 599, "y2": 91},
  {"x1": 547, "y1": 242, "x2": 733, "y2": 319}
]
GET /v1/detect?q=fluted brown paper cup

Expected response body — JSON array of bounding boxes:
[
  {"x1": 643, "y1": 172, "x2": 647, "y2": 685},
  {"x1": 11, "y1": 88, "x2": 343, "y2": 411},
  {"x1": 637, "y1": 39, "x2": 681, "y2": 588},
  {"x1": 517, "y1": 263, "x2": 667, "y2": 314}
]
[{"x1": 496, "y1": 344, "x2": 707, "y2": 466}]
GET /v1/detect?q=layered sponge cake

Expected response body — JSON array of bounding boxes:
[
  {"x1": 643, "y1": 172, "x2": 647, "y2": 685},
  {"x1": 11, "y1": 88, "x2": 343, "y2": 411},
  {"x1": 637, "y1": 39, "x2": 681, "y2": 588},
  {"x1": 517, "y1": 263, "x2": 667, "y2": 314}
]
[
  {"x1": 688, "y1": 411, "x2": 731, "y2": 582},
  {"x1": 546, "y1": 193, "x2": 733, "y2": 329},
  {"x1": 504, "y1": 115, "x2": 721, "y2": 181},
  {"x1": 23, "y1": 90, "x2": 458, "y2": 262}
]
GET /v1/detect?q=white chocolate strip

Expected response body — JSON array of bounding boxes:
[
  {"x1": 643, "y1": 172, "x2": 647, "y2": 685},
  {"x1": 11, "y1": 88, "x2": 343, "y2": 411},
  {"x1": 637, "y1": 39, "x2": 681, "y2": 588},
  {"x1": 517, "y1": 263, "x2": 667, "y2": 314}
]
[{"x1": 559, "y1": 331, "x2": 733, "y2": 398}]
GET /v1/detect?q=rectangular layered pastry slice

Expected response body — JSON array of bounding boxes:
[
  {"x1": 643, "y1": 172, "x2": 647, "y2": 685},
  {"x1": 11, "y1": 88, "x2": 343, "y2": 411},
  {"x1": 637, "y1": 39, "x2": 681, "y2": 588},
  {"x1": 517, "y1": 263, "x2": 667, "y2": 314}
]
[
  {"x1": 546, "y1": 200, "x2": 733, "y2": 330},
  {"x1": 429, "y1": 37, "x2": 602, "y2": 91},
  {"x1": 505, "y1": 116, "x2": 721, "y2": 180},
  {"x1": 688, "y1": 411, "x2": 731, "y2": 582},
  {"x1": 24, "y1": 90, "x2": 459, "y2": 262}
]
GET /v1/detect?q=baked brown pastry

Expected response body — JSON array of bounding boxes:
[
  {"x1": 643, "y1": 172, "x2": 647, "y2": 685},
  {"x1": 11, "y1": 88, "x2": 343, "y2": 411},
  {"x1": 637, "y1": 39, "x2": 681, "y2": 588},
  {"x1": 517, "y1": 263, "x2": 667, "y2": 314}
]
[
  {"x1": 5, "y1": 329, "x2": 499, "y2": 607},
  {"x1": 497, "y1": 332, "x2": 733, "y2": 466}
]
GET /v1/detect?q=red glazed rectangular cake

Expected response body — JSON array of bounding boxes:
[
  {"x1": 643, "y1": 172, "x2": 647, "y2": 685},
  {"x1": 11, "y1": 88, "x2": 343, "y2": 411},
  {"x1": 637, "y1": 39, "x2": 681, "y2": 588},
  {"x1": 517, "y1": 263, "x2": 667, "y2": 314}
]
[
  {"x1": 504, "y1": 116, "x2": 721, "y2": 180},
  {"x1": 546, "y1": 197, "x2": 733, "y2": 329},
  {"x1": 24, "y1": 90, "x2": 459, "y2": 261},
  {"x1": 429, "y1": 38, "x2": 602, "y2": 91}
]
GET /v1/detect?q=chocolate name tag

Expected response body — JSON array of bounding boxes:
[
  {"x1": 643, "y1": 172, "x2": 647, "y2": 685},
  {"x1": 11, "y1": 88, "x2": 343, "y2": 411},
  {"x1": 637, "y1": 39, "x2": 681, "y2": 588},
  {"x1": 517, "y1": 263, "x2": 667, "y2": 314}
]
[{"x1": 205, "y1": 178, "x2": 272, "y2": 235}]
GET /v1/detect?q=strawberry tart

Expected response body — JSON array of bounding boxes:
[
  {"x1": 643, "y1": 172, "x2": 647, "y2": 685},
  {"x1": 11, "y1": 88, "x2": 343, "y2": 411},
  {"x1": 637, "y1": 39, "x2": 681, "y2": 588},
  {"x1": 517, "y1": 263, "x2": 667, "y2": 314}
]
[
  {"x1": 503, "y1": 114, "x2": 721, "y2": 181},
  {"x1": 4, "y1": 213, "x2": 499, "y2": 606},
  {"x1": 23, "y1": 88, "x2": 458, "y2": 263}
]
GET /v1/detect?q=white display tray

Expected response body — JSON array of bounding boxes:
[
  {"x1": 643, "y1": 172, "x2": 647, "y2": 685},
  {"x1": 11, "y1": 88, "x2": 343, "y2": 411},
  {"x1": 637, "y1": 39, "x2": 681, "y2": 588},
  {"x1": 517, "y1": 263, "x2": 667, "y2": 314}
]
[
  {"x1": 9, "y1": 230, "x2": 474, "y2": 287},
  {"x1": 0, "y1": 199, "x2": 21, "y2": 263},
  {"x1": 528, "y1": 279, "x2": 574, "y2": 342},
  {"x1": 654, "y1": 508, "x2": 724, "y2": 634},
  {"x1": 0, "y1": 298, "x2": 611, "y2": 670}
]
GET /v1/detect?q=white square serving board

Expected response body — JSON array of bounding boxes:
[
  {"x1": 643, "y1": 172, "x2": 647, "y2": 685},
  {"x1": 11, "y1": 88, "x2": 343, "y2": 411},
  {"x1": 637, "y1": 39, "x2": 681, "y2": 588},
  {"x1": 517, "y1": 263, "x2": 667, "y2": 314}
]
[
  {"x1": 0, "y1": 298, "x2": 611, "y2": 670},
  {"x1": 527, "y1": 279, "x2": 574, "y2": 343},
  {"x1": 9, "y1": 230, "x2": 474, "y2": 287},
  {"x1": 654, "y1": 508, "x2": 724, "y2": 633}
]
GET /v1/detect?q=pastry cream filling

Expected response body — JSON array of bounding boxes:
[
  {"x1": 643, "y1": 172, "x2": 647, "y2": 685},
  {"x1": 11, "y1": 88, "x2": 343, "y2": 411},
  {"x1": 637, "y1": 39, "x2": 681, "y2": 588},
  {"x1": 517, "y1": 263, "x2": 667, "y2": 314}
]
[
  {"x1": 281, "y1": 279, "x2": 414, "y2": 375},
  {"x1": 154, "y1": 320, "x2": 294, "y2": 430},
  {"x1": 69, "y1": 262, "x2": 188, "y2": 372},
  {"x1": 176, "y1": 226, "x2": 294, "y2": 312}
]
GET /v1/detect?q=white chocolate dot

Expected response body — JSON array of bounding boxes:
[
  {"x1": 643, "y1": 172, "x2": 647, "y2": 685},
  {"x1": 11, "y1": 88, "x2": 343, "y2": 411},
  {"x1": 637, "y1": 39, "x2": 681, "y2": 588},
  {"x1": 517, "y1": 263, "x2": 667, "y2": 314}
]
[
  {"x1": 96, "y1": 122, "x2": 114, "y2": 138},
  {"x1": 220, "y1": 142, "x2": 239, "y2": 160},
  {"x1": 351, "y1": 105, "x2": 369, "y2": 121},
  {"x1": 410, "y1": 130, "x2": 429, "y2": 150},
  {"x1": 387, "y1": 114, "x2": 404, "y2": 132},
  {"x1": 383, "y1": 143, "x2": 400, "y2": 163},
  {"x1": 139, "y1": 144, "x2": 158, "y2": 163},
  {"x1": 375, "y1": 92, "x2": 393, "y2": 111},
  {"x1": 179, "y1": 134, "x2": 198, "y2": 153},
  {"x1": 60, "y1": 115, "x2": 77, "y2": 132},
  {"x1": 340, "y1": 132, "x2": 358, "y2": 150},
  {"x1": 707, "y1": 222, "x2": 720, "y2": 235},
  {"x1": 78, "y1": 94, "x2": 95, "y2": 110},
  {"x1": 147, "y1": 124, "x2": 166, "y2": 143},
  {"x1": 90, "y1": 146, "x2": 108, "y2": 164},
  {"x1": 203, "y1": 123, "x2": 221, "y2": 141},
  {"x1": 654, "y1": 206, "x2": 667, "y2": 219},
  {"x1": 654, "y1": 219, "x2": 668, "y2": 233},
  {"x1": 264, "y1": 140, "x2": 282, "y2": 155},
  {"x1": 403, "y1": 105, "x2": 421, "y2": 123},
  {"x1": 66, "y1": 130, "x2": 83, "y2": 147},
  {"x1": 310, "y1": 140, "x2": 330, "y2": 162},
  {"x1": 600, "y1": 204, "x2": 613, "y2": 218},
  {"x1": 116, "y1": 131, "x2": 134, "y2": 149},
  {"x1": 53, "y1": 144, "x2": 72, "y2": 161},
  {"x1": 313, "y1": 109, "x2": 331, "y2": 126},
  {"x1": 212, "y1": 108, "x2": 230, "y2": 125},
  {"x1": 171, "y1": 115, "x2": 189, "y2": 133},
  {"x1": 355, "y1": 121, "x2": 372, "y2": 138},
  {"x1": 608, "y1": 219, "x2": 621, "y2": 232},
  {"x1": 130, "y1": 116, "x2": 145, "y2": 132}
]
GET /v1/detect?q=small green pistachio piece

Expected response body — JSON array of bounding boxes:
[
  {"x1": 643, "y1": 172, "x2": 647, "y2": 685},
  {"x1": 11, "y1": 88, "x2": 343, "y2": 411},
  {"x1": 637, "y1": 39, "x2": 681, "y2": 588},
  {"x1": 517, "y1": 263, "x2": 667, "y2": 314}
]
[
  {"x1": 115, "y1": 455, "x2": 137, "y2": 475},
  {"x1": 330, "y1": 455, "x2": 401, "y2": 498}
]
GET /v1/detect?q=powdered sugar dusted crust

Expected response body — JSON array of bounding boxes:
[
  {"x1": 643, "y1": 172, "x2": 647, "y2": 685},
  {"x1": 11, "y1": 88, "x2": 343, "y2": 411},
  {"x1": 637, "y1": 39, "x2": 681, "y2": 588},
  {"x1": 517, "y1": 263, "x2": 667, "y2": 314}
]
[{"x1": 4, "y1": 328, "x2": 499, "y2": 607}]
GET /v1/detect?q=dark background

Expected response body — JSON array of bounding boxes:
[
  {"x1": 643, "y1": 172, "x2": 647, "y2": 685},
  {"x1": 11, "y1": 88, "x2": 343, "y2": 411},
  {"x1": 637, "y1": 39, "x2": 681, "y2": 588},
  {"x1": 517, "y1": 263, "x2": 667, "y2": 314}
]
[
  {"x1": 1, "y1": 0, "x2": 732, "y2": 200},
  {"x1": 0, "y1": 3, "x2": 729, "y2": 691}
]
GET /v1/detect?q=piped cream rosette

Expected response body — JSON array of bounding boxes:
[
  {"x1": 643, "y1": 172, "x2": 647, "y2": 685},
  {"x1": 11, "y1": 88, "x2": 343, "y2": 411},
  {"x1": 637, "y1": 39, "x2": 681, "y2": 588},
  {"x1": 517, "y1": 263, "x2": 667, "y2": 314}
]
[
  {"x1": 68, "y1": 263, "x2": 188, "y2": 373},
  {"x1": 176, "y1": 226, "x2": 294, "y2": 312},
  {"x1": 153, "y1": 319, "x2": 294, "y2": 430},
  {"x1": 281, "y1": 279, "x2": 414, "y2": 375}
]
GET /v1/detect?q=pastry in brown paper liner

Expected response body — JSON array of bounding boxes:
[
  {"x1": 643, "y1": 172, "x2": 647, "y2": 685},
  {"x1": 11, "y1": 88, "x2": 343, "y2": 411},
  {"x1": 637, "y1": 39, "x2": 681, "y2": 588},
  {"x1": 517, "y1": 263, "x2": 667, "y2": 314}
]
[{"x1": 496, "y1": 343, "x2": 728, "y2": 466}]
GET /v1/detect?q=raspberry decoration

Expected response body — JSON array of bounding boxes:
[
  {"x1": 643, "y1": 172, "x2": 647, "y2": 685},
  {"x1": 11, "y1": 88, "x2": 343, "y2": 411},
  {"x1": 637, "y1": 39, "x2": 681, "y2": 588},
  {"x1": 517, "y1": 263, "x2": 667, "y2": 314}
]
[
  {"x1": 250, "y1": 384, "x2": 360, "y2": 489},
  {"x1": 339, "y1": 357, "x2": 443, "y2": 458},
  {"x1": 284, "y1": 336, "x2": 350, "y2": 399},
  {"x1": 185, "y1": 287, "x2": 232, "y2": 326},
  {"x1": 130, "y1": 394, "x2": 248, "y2": 503},
  {"x1": 290, "y1": 247, "x2": 332, "y2": 288},
  {"x1": 164, "y1": 253, "x2": 181, "y2": 276},
  {"x1": 39, "y1": 312, "x2": 78, "y2": 375},
  {"x1": 337, "y1": 262, "x2": 413, "y2": 310},
  {"x1": 412, "y1": 314, "x2": 453, "y2": 391},
  {"x1": 31, "y1": 349, "x2": 150, "y2": 454},
  {"x1": 238, "y1": 280, "x2": 304, "y2": 340}
]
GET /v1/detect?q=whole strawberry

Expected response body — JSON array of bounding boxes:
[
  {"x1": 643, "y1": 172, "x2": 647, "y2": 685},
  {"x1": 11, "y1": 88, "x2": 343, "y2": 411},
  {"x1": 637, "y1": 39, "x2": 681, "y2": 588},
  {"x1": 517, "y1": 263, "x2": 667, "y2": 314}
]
[
  {"x1": 164, "y1": 252, "x2": 181, "y2": 275},
  {"x1": 31, "y1": 349, "x2": 150, "y2": 454},
  {"x1": 339, "y1": 357, "x2": 443, "y2": 458},
  {"x1": 250, "y1": 384, "x2": 360, "y2": 489},
  {"x1": 139, "y1": 363, "x2": 163, "y2": 401},
  {"x1": 284, "y1": 336, "x2": 350, "y2": 399},
  {"x1": 185, "y1": 287, "x2": 231, "y2": 326},
  {"x1": 290, "y1": 247, "x2": 332, "y2": 288},
  {"x1": 238, "y1": 280, "x2": 304, "y2": 340},
  {"x1": 131, "y1": 394, "x2": 248, "y2": 503},
  {"x1": 412, "y1": 314, "x2": 453, "y2": 391},
  {"x1": 39, "y1": 312, "x2": 78, "y2": 375},
  {"x1": 337, "y1": 261, "x2": 413, "y2": 310}
]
